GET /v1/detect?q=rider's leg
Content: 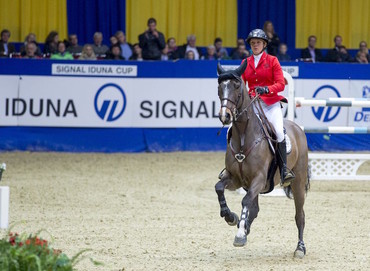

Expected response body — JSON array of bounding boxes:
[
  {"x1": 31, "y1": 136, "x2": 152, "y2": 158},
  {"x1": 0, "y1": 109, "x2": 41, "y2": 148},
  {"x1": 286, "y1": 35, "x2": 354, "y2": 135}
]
[{"x1": 260, "y1": 102, "x2": 295, "y2": 187}]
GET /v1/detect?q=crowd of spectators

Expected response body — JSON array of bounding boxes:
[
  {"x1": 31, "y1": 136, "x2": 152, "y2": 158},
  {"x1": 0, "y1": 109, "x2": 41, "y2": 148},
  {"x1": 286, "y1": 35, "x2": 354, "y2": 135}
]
[{"x1": 0, "y1": 19, "x2": 368, "y2": 64}]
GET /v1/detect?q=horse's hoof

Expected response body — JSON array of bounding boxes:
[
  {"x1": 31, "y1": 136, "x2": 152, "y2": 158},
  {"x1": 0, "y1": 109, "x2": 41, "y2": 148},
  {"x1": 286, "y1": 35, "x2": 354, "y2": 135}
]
[
  {"x1": 294, "y1": 249, "x2": 305, "y2": 259},
  {"x1": 294, "y1": 241, "x2": 306, "y2": 259},
  {"x1": 233, "y1": 235, "x2": 247, "y2": 247},
  {"x1": 226, "y1": 212, "x2": 239, "y2": 226}
]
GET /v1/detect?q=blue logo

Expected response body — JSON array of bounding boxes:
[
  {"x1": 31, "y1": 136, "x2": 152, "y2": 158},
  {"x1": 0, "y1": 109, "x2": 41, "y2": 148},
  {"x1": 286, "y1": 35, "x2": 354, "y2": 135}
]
[
  {"x1": 312, "y1": 85, "x2": 341, "y2": 122},
  {"x1": 94, "y1": 83, "x2": 126, "y2": 122}
]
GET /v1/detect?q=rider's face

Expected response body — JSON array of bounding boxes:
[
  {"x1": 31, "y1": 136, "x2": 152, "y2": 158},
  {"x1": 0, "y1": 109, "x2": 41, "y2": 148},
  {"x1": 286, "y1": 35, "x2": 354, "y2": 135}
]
[{"x1": 250, "y1": 39, "x2": 265, "y2": 55}]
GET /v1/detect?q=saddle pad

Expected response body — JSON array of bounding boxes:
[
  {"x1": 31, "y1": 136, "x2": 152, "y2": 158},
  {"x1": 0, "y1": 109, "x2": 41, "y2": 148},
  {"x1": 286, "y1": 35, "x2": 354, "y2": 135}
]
[{"x1": 286, "y1": 134, "x2": 292, "y2": 154}]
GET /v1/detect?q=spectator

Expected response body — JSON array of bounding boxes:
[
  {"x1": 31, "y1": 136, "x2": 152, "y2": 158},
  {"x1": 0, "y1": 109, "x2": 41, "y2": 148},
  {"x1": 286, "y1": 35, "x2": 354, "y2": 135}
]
[
  {"x1": 263, "y1": 21, "x2": 280, "y2": 56},
  {"x1": 79, "y1": 44, "x2": 97, "y2": 60},
  {"x1": 110, "y1": 35, "x2": 118, "y2": 46},
  {"x1": 214, "y1": 37, "x2": 229, "y2": 59},
  {"x1": 167, "y1": 37, "x2": 179, "y2": 59},
  {"x1": 66, "y1": 34, "x2": 83, "y2": 55},
  {"x1": 185, "y1": 50, "x2": 195, "y2": 60},
  {"x1": 44, "y1": 31, "x2": 59, "y2": 55},
  {"x1": 0, "y1": 29, "x2": 16, "y2": 57},
  {"x1": 325, "y1": 35, "x2": 344, "y2": 62},
  {"x1": 178, "y1": 34, "x2": 202, "y2": 60},
  {"x1": 231, "y1": 43, "x2": 249, "y2": 60},
  {"x1": 337, "y1": 45, "x2": 354, "y2": 62},
  {"x1": 201, "y1": 45, "x2": 217, "y2": 60},
  {"x1": 106, "y1": 43, "x2": 124, "y2": 60},
  {"x1": 358, "y1": 41, "x2": 370, "y2": 62},
  {"x1": 50, "y1": 41, "x2": 73, "y2": 60},
  {"x1": 92, "y1": 32, "x2": 109, "y2": 56},
  {"x1": 20, "y1": 33, "x2": 42, "y2": 57},
  {"x1": 301, "y1": 35, "x2": 323, "y2": 62},
  {"x1": 230, "y1": 38, "x2": 246, "y2": 56},
  {"x1": 355, "y1": 51, "x2": 369, "y2": 64},
  {"x1": 22, "y1": 42, "x2": 41, "y2": 59},
  {"x1": 138, "y1": 18, "x2": 166, "y2": 60},
  {"x1": 277, "y1": 43, "x2": 291, "y2": 62},
  {"x1": 130, "y1": 43, "x2": 143, "y2": 61},
  {"x1": 115, "y1": 30, "x2": 133, "y2": 60}
]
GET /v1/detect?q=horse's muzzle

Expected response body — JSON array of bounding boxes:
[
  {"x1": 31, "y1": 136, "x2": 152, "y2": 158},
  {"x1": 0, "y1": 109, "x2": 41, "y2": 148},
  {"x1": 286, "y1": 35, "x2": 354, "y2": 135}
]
[{"x1": 219, "y1": 107, "x2": 232, "y2": 125}]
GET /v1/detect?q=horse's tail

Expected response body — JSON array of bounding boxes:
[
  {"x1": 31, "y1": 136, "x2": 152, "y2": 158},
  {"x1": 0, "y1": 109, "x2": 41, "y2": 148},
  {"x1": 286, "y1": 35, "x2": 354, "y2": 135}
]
[{"x1": 283, "y1": 164, "x2": 311, "y2": 199}]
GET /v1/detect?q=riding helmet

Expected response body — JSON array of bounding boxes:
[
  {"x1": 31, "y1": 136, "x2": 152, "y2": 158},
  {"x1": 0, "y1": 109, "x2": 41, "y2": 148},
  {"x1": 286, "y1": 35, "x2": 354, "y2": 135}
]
[{"x1": 245, "y1": 29, "x2": 269, "y2": 45}]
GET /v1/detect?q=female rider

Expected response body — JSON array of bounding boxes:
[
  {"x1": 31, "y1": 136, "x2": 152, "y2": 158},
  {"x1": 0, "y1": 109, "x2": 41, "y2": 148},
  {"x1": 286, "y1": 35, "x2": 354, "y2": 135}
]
[{"x1": 241, "y1": 29, "x2": 294, "y2": 187}]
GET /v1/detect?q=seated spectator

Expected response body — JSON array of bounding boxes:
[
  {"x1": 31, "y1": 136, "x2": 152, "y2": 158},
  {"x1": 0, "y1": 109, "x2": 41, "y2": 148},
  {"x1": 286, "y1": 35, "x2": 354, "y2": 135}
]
[
  {"x1": 110, "y1": 35, "x2": 118, "y2": 46},
  {"x1": 167, "y1": 37, "x2": 179, "y2": 59},
  {"x1": 79, "y1": 44, "x2": 97, "y2": 60},
  {"x1": 92, "y1": 32, "x2": 109, "y2": 56},
  {"x1": 178, "y1": 34, "x2": 202, "y2": 60},
  {"x1": 66, "y1": 34, "x2": 83, "y2": 55},
  {"x1": 231, "y1": 43, "x2": 249, "y2": 60},
  {"x1": 355, "y1": 51, "x2": 369, "y2": 64},
  {"x1": 22, "y1": 42, "x2": 41, "y2": 59},
  {"x1": 44, "y1": 31, "x2": 59, "y2": 56},
  {"x1": 214, "y1": 37, "x2": 229, "y2": 59},
  {"x1": 358, "y1": 41, "x2": 370, "y2": 62},
  {"x1": 230, "y1": 38, "x2": 246, "y2": 57},
  {"x1": 301, "y1": 35, "x2": 323, "y2": 62},
  {"x1": 325, "y1": 35, "x2": 345, "y2": 62},
  {"x1": 50, "y1": 41, "x2": 74, "y2": 60},
  {"x1": 0, "y1": 29, "x2": 16, "y2": 57},
  {"x1": 185, "y1": 50, "x2": 195, "y2": 60},
  {"x1": 277, "y1": 43, "x2": 291, "y2": 62},
  {"x1": 130, "y1": 43, "x2": 143, "y2": 61},
  {"x1": 201, "y1": 45, "x2": 217, "y2": 60},
  {"x1": 263, "y1": 20, "x2": 280, "y2": 56},
  {"x1": 20, "y1": 33, "x2": 42, "y2": 57},
  {"x1": 138, "y1": 17, "x2": 166, "y2": 60},
  {"x1": 337, "y1": 45, "x2": 354, "y2": 62},
  {"x1": 115, "y1": 30, "x2": 133, "y2": 60},
  {"x1": 105, "y1": 43, "x2": 124, "y2": 60}
]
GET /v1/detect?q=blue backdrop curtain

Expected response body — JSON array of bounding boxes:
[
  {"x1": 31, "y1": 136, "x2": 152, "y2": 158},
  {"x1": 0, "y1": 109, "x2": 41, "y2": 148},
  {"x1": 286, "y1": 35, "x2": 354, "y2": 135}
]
[
  {"x1": 67, "y1": 0, "x2": 126, "y2": 45},
  {"x1": 237, "y1": 0, "x2": 296, "y2": 56}
]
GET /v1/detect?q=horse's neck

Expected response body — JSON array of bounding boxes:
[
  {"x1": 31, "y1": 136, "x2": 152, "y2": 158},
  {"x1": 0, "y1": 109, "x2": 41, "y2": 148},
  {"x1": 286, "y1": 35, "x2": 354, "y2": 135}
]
[{"x1": 231, "y1": 90, "x2": 260, "y2": 148}]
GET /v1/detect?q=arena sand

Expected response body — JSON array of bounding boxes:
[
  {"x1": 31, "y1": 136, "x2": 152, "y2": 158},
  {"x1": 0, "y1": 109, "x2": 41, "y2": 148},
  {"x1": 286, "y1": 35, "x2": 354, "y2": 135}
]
[{"x1": 0, "y1": 152, "x2": 369, "y2": 271}]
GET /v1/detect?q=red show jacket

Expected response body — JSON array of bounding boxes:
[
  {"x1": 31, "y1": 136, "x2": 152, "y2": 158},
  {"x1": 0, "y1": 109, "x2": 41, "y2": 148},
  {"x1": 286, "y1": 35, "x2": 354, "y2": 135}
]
[{"x1": 241, "y1": 52, "x2": 286, "y2": 105}]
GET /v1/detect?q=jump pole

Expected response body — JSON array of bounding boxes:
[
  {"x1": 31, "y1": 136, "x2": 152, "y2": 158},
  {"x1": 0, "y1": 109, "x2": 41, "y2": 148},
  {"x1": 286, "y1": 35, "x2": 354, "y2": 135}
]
[{"x1": 0, "y1": 186, "x2": 10, "y2": 229}]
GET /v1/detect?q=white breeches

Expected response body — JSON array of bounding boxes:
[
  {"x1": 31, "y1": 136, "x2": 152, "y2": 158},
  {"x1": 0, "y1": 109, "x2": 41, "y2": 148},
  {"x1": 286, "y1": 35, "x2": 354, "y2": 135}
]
[{"x1": 253, "y1": 100, "x2": 284, "y2": 142}]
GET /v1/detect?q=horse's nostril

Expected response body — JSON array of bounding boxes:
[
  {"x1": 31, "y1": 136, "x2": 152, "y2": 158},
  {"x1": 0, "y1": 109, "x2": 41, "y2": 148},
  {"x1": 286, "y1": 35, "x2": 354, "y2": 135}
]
[{"x1": 226, "y1": 113, "x2": 230, "y2": 121}]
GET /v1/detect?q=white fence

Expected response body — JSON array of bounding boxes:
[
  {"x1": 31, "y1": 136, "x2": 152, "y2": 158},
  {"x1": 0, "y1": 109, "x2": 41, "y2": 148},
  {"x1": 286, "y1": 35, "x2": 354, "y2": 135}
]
[{"x1": 283, "y1": 72, "x2": 370, "y2": 181}]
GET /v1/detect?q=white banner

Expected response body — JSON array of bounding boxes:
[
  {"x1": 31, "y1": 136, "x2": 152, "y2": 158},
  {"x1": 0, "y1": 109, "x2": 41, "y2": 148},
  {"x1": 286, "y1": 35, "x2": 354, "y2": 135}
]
[
  {"x1": 0, "y1": 76, "x2": 220, "y2": 127},
  {"x1": 0, "y1": 75, "x2": 368, "y2": 128}
]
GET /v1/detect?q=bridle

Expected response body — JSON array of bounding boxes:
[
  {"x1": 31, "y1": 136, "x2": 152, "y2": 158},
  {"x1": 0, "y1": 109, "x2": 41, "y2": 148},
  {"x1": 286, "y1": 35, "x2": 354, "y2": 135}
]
[{"x1": 219, "y1": 79, "x2": 259, "y2": 122}]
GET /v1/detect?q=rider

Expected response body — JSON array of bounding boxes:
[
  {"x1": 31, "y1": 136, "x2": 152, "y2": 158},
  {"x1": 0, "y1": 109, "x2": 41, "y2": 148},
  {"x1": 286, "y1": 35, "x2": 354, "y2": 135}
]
[{"x1": 241, "y1": 29, "x2": 294, "y2": 187}]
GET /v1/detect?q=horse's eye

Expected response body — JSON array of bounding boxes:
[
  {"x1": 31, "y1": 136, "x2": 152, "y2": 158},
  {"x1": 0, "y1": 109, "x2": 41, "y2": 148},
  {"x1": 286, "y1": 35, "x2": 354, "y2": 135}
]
[{"x1": 234, "y1": 81, "x2": 241, "y2": 88}]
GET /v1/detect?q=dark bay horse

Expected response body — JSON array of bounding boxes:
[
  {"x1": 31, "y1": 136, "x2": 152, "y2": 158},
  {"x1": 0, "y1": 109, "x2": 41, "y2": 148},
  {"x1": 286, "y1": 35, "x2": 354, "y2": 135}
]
[{"x1": 215, "y1": 60, "x2": 310, "y2": 258}]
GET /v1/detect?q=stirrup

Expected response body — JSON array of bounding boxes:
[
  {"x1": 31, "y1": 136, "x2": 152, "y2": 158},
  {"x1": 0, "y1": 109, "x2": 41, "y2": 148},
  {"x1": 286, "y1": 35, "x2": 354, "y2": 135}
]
[{"x1": 280, "y1": 167, "x2": 295, "y2": 187}]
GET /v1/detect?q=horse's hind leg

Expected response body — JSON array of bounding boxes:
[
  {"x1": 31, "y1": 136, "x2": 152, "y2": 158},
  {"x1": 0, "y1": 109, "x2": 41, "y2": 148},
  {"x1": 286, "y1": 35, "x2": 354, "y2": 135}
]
[
  {"x1": 291, "y1": 169, "x2": 307, "y2": 258},
  {"x1": 215, "y1": 177, "x2": 239, "y2": 226}
]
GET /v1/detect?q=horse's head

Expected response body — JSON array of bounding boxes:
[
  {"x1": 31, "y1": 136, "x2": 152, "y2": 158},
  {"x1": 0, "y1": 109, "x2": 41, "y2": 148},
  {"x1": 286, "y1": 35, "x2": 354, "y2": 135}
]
[{"x1": 217, "y1": 60, "x2": 248, "y2": 125}]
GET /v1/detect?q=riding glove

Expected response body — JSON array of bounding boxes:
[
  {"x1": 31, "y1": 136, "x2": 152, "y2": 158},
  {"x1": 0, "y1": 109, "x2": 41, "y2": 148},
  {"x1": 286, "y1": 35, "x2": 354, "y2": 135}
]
[{"x1": 255, "y1": 86, "x2": 269, "y2": 95}]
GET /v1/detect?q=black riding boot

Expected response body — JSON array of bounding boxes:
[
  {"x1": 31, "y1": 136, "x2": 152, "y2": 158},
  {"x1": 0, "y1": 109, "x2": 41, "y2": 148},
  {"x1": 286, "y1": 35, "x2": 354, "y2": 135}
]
[{"x1": 277, "y1": 140, "x2": 295, "y2": 187}]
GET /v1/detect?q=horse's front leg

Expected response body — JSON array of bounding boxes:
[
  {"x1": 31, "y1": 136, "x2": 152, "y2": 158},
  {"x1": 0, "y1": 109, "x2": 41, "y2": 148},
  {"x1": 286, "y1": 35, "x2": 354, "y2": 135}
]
[
  {"x1": 215, "y1": 175, "x2": 239, "y2": 226},
  {"x1": 233, "y1": 175, "x2": 264, "y2": 247}
]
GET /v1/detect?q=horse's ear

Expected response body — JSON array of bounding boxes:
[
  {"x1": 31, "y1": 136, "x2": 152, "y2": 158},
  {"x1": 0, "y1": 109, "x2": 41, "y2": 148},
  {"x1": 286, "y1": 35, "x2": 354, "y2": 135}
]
[
  {"x1": 234, "y1": 59, "x2": 248, "y2": 76},
  {"x1": 217, "y1": 62, "x2": 226, "y2": 75}
]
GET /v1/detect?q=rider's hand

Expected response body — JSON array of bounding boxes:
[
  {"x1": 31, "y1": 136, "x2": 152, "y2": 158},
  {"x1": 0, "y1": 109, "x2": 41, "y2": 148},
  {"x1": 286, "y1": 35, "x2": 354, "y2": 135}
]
[{"x1": 255, "y1": 86, "x2": 269, "y2": 95}]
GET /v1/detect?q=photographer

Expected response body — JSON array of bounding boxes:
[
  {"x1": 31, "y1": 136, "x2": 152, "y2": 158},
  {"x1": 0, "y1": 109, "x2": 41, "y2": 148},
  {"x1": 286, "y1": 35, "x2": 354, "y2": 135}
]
[{"x1": 138, "y1": 18, "x2": 166, "y2": 60}]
